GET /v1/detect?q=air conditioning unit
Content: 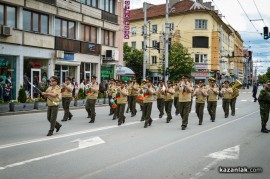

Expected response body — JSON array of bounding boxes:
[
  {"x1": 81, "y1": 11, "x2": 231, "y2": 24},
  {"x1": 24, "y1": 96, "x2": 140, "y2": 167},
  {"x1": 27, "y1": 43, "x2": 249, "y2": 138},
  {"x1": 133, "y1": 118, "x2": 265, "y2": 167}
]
[
  {"x1": 56, "y1": 50, "x2": 64, "y2": 59},
  {"x1": 2, "y1": 26, "x2": 13, "y2": 36},
  {"x1": 106, "y1": 50, "x2": 115, "y2": 59}
]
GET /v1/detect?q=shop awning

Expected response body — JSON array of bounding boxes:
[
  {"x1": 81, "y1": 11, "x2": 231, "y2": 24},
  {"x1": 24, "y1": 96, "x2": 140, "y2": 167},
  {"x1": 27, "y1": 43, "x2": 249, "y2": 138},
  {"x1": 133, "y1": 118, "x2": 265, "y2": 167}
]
[
  {"x1": 116, "y1": 67, "x2": 135, "y2": 75},
  {"x1": 55, "y1": 60, "x2": 81, "y2": 66}
]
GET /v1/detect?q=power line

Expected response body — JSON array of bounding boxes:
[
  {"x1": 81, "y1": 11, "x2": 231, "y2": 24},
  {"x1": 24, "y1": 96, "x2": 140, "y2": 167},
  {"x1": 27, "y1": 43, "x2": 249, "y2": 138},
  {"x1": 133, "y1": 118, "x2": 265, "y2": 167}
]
[{"x1": 252, "y1": 0, "x2": 266, "y2": 26}]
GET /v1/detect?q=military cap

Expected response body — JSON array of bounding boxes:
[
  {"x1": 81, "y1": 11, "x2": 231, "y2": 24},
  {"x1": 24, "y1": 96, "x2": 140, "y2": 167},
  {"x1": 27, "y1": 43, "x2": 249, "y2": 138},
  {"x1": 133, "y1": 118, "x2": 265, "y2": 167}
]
[
  {"x1": 208, "y1": 77, "x2": 216, "y2": 82},
  {"x1": 167, "y1": 80, "x2": 173, "y2": 84},
  {"x1": 198, "y1": 80, "x2": 204, "y2": 83},
  {"x1": 181, "y1": 74, "x2": 189, "y2": 79},
  {"x1": 65, "y1": 77, "x2": 71, "y2": 81},
  {"x1": 159, "y1": 79, "x2": 164, "y2": 82},
  {"x1": 50, "y1": 76, "x2": 59, "y2": 83},
  {"x1": 120, "y1": 80, "x2": 126, "y2": 84},
  {"x1": 224, "y1": 80, "x2": 230, "y2": 84},
  {"x1": 91, "y1": 75, "x2": 97, "y2": 79},
  {"x1": 110, "y1": 78, "x2": 115, "y2": 81},
  {"x1": 266, "y1": 80, "x2": 270, "y2": 85},
  {"x1": 146, "y1": 78, "x2": 152, "y2": 83},
  {"x1": 132, "y1": 77, "x2": 137, "y2": 80}
]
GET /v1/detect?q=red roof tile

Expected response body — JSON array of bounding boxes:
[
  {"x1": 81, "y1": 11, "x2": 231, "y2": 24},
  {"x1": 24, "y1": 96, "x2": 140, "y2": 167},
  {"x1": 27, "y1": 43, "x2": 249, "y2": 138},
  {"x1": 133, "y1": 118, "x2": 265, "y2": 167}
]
[{"x1": 130, "y1": 0, "x2": 195, "y2": 21}]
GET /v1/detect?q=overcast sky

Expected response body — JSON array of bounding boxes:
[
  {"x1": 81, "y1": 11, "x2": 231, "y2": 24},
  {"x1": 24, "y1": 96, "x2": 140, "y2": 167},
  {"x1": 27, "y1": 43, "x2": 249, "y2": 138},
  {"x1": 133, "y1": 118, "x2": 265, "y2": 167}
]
[{"x1": 130, "y1": 0, "x2": 270, "y2": 74}]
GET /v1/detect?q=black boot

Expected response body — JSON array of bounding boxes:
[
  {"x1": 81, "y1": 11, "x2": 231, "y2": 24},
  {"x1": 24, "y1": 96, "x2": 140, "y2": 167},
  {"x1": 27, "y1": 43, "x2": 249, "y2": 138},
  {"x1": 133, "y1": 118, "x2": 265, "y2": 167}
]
[
  {"x1": 261, "y1": 125, "x2": 269, "y2": 133},
  {"x1": 47, "y1": 131, "x2": 53, "y2": 136}
]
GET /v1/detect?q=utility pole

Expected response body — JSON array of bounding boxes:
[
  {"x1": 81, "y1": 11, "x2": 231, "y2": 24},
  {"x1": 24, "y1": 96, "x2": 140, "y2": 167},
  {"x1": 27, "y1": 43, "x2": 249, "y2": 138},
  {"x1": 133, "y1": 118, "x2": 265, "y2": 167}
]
[
  {"x1": 164, "y1": 0, "x2": 169, "y2": 83},
  {"x1": 143, "y1": 2, "x2": 147, "y2": 80},
  {"x1": 219, "y1": 25, "x2": 223, "y2": 84},
  {"x1": 162, "y1": 25, "x2": 165, "y2": 79},
  {"x1": 148, "y1": 20, "x2": 151, "y2": 80}
]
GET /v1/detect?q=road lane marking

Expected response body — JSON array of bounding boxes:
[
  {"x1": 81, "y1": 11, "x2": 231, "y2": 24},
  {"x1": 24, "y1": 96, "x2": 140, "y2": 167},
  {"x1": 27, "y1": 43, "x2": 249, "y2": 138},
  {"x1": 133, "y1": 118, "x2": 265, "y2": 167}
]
[
  {"x1": 0, "y1": 137, "x2": 105, "y2": 170},
  {"x1": 78, "y1": 111, "x2": 258, "y2": 178},
  {"x1": 191, "y1": 145, "x2": 240, "y2": 179}
]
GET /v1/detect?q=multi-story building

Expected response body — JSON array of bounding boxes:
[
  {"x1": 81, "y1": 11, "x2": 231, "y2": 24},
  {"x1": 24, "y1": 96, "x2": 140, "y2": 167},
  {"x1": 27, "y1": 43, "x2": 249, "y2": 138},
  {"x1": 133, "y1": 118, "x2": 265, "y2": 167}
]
[
  {"x1": 126, "y1": 0, "x2": 244, "y2": 83},
  {"x1": 0, "y1": 0, "x2": 122, "y2": 99}
]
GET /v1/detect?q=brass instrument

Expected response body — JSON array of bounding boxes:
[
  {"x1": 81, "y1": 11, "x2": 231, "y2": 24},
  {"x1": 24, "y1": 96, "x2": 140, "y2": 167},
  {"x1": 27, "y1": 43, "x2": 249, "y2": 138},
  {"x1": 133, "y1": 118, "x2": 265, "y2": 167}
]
[{"x1": 231, "y1": 80, "x2": 242, "y2": 98}]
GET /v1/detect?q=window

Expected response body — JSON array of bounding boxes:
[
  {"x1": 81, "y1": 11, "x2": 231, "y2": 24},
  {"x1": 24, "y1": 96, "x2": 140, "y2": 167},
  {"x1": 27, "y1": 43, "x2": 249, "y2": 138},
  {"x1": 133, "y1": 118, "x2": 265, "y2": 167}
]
[
  {"x1": 81, "y1": 0, "x2": 97, "y2": 8},
  {"x1": 152, "y1": 25, "x2": 157, "y2": 33},
  {"x1": 152, "y1": 40, "x2": 157, "y2": 48},
  {"x1": 101, "y1": 29, "x2": 115, "y2": 46},
  {"x1": 131, "y1": 27, "x2": 136, "y2": 35},
  {"x1": 192, "y1": 36, "x2": 209, "y2": 48},
  {"x1": 55, "y1": 18, "x2": 76, "y2": 39},
  {"x1": 23, "y1": 10, "x2": 49, "y2": 34},
  {"x1": 0, "y1": 4, "x2": 16, "y2": 28},
  {"x1": 131, "y1": 41, "x2": 136, "y2": 49},
  {"x1": 141, "y1": 41, "x2": 144, "y2": 49},
  {"x1": 141, "y1": 26, "x2": 145, "y2": 35},
  {"x1": 169, "y1": 23, "x2": 174, "y2": 31},
  {"x1": 194, "y1": 54, "x2": 207, "y2": 63},
  {"x1": 195, "y1": 19, "x2": 208, "y2": 29},
  {"x1": 152, "y1": 56, "x2": 157, "y2": 64}
]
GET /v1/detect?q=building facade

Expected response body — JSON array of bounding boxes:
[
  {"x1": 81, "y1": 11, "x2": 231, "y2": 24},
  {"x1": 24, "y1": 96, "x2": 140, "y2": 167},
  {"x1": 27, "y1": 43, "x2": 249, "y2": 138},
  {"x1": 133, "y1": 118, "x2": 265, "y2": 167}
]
[
  {"x1": 125, "y1": 0, "x2": 244, "y2": 83},
  {"x1": 0, "y1": 0, "x2": 122, "y2": 99}
]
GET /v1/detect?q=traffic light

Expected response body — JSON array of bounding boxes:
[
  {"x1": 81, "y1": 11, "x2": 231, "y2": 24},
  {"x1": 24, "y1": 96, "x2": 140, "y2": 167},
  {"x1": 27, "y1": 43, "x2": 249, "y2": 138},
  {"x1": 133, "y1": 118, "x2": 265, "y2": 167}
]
[
  {"x1": 155, "y1": 42, "x2": 160, "y2": 53},
  {"x1": 263, "y1": 26, "x2": 269, "y2": 40},
  {"x1": 248, "y1": 51, "x2": 252, "y2": 61},
  {"x1": 165, "y1": 68, "x2": 169, "y2": 76}
]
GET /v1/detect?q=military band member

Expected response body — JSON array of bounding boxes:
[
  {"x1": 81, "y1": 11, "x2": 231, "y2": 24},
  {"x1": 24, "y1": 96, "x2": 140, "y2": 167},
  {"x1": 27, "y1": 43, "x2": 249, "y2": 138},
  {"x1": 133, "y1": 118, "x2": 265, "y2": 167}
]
[
  {"x1": 189, "y1": 80, "x2": 194, "y2": 113},
  {"x1": 193, "y1": 80, "x2": 208, "y2": 125},
  {"x1": 42, "y1": 76, "x2": 62, "y2": 136},
  {"x1": 85, "y1": 76, "x2": 99, "y2": 123},
  {"x1": 116, "y1": 81, "x2": 128, "y2": 126},
  {"x1": 141, "y1": 79, "x2": 156, "y2": 128},
  {"x1": 229, "y1": 82, "x2": 239, "y2": 116},
  {"x1": 129, "y1": 77, "x2": 139, "y2": 117},
  {"x1": 258, "y1": 80, "x2": 270, "y2": 133},
  {"x1": 173, "y1": 81, "x2": 180, "y2": 115},
  {"x1": 126, "y1": 80, "x2": 132, "y2": 113},
  {"x1": 61, "y1": 77, "x2": 74, "y2": 121},
  {"x1": 207, "y1": 78, "x2": 219, "y2": 122},
  {"x1": 108, "y1": 78, "x2": 116, "y2": 116},
  {"x1": 178, "y1": 75, "x2": 193, "y2": 130},
  {"x1": 164, "y1": 80, "x2": 175, "y2": 123},
  {"x1": 221, "y1": 80, "x2": 233, "y2": 118},
  {"x1": 112, "y1": 80, "x2": 121, "y2": 120},
  {"x1": 156, "y1": 80, "x2": 165, "y2": 118}
]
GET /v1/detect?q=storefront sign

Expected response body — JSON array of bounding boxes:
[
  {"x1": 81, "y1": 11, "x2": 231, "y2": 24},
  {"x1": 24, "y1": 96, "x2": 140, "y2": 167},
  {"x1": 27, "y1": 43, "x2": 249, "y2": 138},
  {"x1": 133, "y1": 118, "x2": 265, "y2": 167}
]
[
  {"x1": 88, "y1": 44, "x2": 95, "y2": 52},
  {"x1": 195, "y1": 63, "x2": 208, "y2": 69},
  {"x1": 0, "y1": 58, "x2": 10, "y2": 67},
  {"x1": 197, "y1": 69, "x2": 209, "y2": 73},
  {"x1": 30, "y1": 62, "x2": 42, "y2": 68},
  {"x1": 191, "y1": 72, "x2": 210, "y2": 77},
  {"x1": 64, "y1": 53, "x2": 74, "y2": 61},
  {"x1": 124, "y1": 0, "x2": 130, "y2": 39}
]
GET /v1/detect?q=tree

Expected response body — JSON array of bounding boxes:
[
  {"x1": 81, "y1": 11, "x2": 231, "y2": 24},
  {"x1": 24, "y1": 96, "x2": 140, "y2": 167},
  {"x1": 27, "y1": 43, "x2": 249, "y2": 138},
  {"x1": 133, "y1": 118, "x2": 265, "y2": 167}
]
[
  {"x1": 166, "y1": 42, "x2": 194, "y2": 81},
  {"x1": 265, "y1": 67, "x2": 270, "y2": 79},
  {"x1": 18, "y1": 85, "x2": 27, "y2": 103},
  {"x1": 123, "y1": 43, "x2": 144, "y2": 79}
]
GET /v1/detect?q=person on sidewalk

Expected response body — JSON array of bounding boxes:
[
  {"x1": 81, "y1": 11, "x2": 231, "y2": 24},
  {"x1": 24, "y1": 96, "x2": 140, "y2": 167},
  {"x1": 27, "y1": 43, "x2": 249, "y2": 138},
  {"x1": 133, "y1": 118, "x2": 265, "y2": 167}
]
[
  {"x1": 252, "y1": 83, "x2": 258, "y2": 102},
  {"x1": 85, "y1": 76, "x2": 99, "y2": 123},
  {"x1": 116, "y1": 81, "x2": 128, "y2": 126},
  {"x1": 42, "y1": 76, "x2": 62, "y2": 136},
  {"x1": 61, "y1": 77, "x2": 74, "y2": 121},
  {"x1": 221, "y1": 80, "x2": 233, "y2": 118},
  {"x1": 164, "y1": 80, "x2": 175, "y2": 123},
  {"x1": 258, "y1": 80, "x2": 270, "y2": 133}
]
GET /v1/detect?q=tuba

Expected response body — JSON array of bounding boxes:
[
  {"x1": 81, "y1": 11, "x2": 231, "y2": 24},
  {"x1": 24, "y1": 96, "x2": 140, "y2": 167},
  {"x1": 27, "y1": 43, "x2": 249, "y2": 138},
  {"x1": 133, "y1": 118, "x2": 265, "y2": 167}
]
[{"x1": 231, "y1": 80, "x2": 242, "y2": 98}]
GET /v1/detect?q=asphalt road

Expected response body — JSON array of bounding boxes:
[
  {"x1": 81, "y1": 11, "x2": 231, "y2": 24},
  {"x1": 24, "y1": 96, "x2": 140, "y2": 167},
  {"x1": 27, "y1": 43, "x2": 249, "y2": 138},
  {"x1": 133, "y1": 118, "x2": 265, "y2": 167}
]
[{"x1": 0, "y1": 88, "x2": 269, "y2": 179}]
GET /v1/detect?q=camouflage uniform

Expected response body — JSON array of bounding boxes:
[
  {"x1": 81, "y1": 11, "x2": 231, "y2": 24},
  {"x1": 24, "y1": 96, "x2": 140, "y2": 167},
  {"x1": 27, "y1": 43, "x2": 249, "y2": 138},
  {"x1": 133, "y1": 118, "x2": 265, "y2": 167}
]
[{"x1": 258, "y1": 83, "x2": 270, "y2": 133}]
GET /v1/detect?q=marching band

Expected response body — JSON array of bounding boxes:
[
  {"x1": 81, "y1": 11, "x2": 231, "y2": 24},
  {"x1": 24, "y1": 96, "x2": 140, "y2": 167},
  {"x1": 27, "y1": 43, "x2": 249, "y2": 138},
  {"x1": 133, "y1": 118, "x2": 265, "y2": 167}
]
[{"x1": 43, "y1": 75, "x2": 243, "y2": 136}]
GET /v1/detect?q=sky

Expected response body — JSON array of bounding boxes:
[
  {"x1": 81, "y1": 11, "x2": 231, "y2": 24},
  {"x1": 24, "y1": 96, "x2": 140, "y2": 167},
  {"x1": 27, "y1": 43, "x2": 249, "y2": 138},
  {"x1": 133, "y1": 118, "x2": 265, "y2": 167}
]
[{"x1": 130, "y1": 0, "x2": 270, "y2": 75}]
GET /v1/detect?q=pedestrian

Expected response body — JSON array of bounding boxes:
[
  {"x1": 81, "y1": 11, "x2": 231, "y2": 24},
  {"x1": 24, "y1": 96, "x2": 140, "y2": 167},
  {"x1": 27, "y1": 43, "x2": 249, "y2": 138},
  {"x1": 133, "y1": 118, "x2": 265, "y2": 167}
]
[
  {"x1": 41, "y1": 76, "x2": 62, "y2": 136},
  {"x1": 116, "y1": 81, "x2": 128, "y2": 125},
  {"x1": 85, "y1": 75, "x2": 99, "y2": 123},
  {"x1": 221, "y1": 80, "x2": 233, "y2": 118},
  {"x1": 3, "y1": 83, "x2": 12, "y2": 102},
  {"x1": 207, "y1": 77, "x2": 219, "y2": 122},
  {"x1": 193, "y1": 80, "x2": 208, "y2": 125},
  {"x1": 141, "y1": 79, "x2": 156, "y2": 128},
  {"x1": 156, "y1": 79, "x2": 165, "y2": 118},
  {"x1": 178, "y1": 75, "x2": 193, "y2": 130},
  {"x1": 164, "y1": 80, "x2": 175, "y2": 123},
  {"x1": 258, "y1": 80, "x2": 270, "y2": 133},
  {"x1": 61, "y1": 77, "x2": 74, "y2": 121},
  {"x1": 0, "y1": 78, "x2": 3, "y2": 100},
  {"x1": 252, "y1": 83, "x2": 258, "y2": 102}
]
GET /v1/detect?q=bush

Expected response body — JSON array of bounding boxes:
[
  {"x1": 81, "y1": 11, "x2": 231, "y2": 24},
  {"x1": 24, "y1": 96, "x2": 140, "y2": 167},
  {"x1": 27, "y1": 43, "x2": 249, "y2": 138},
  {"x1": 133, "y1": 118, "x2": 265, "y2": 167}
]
[
  {"x1": 18, "y1": 86, "x2": 27, "y2": 103},
  {"x1": 77, "y1": 88, "x2": 85, "y2": 99}
]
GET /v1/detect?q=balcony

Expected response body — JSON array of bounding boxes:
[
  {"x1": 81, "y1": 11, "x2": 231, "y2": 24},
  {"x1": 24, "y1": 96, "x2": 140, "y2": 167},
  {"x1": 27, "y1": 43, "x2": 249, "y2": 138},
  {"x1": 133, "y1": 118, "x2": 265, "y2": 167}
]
[
  {"x1": 101, "y1": 11, "x2": 118, "y2": 24},
  {"x1": 36, "y1": 0, "x2": 56, "y2": 5},
  {"x1": 55, "y1": 37, "x2": 80, "y2": 53},
  {"x1": 81, "y1": 42, "x2": 101, "y2": 56}
]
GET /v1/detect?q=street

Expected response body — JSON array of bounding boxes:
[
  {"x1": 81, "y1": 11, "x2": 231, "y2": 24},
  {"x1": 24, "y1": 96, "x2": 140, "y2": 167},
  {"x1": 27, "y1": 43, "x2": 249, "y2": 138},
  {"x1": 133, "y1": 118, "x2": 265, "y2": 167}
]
[{"x1": 0, "y1": 88, "x2": 269, "y2": 179}]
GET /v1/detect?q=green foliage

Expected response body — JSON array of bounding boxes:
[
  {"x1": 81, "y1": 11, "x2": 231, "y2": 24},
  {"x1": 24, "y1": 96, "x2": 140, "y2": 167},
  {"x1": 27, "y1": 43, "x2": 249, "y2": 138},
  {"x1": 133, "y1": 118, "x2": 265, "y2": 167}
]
[
  {"x1": 26, "y1": 97, "x2": 34, "y2": 103},
  {"x1": 0, "y1": 100, "x2": 7, "y2": 104},
  {"x1": 124, "y1": 43, "x2": 143, "y2": 79},
  {"x1": 258, "y1": 74, "x2": 268, "y2": 84},
  {"x1": 17, "y1": 86, "x2": 27, "y2": 103},
  {"x1": 265, "y1": 67, "x2": 270, "y2": 80},
  {"x1": 9, "y1": 100, "x2": 20, "y2": 104},
  {"x1": 77, "y1": 88, "x2": 85, "y2": 99},
  {"x1": 166, "y1": 42, "x2": 194, "y2": 81}
]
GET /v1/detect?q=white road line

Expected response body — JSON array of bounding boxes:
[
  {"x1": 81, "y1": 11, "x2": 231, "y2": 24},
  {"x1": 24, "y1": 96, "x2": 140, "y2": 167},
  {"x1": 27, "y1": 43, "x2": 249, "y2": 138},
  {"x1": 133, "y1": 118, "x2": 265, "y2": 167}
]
[
  {"x1": 241, "y1": 100, "x2": 247, "y2": 102},
  {"x1": 78, "y1": 110, "x2": 259, "y2": 178}
]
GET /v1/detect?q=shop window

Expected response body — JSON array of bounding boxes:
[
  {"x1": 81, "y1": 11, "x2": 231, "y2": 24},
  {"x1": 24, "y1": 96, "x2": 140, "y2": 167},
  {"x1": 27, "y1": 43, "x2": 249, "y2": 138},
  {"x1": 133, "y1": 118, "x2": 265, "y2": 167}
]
[
  {"x1": 0, "y1": 4, "x2": 17, "y2": 28},
  {"x1": 23, "y1": 9, "x2": 49, "y2": 34}
]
